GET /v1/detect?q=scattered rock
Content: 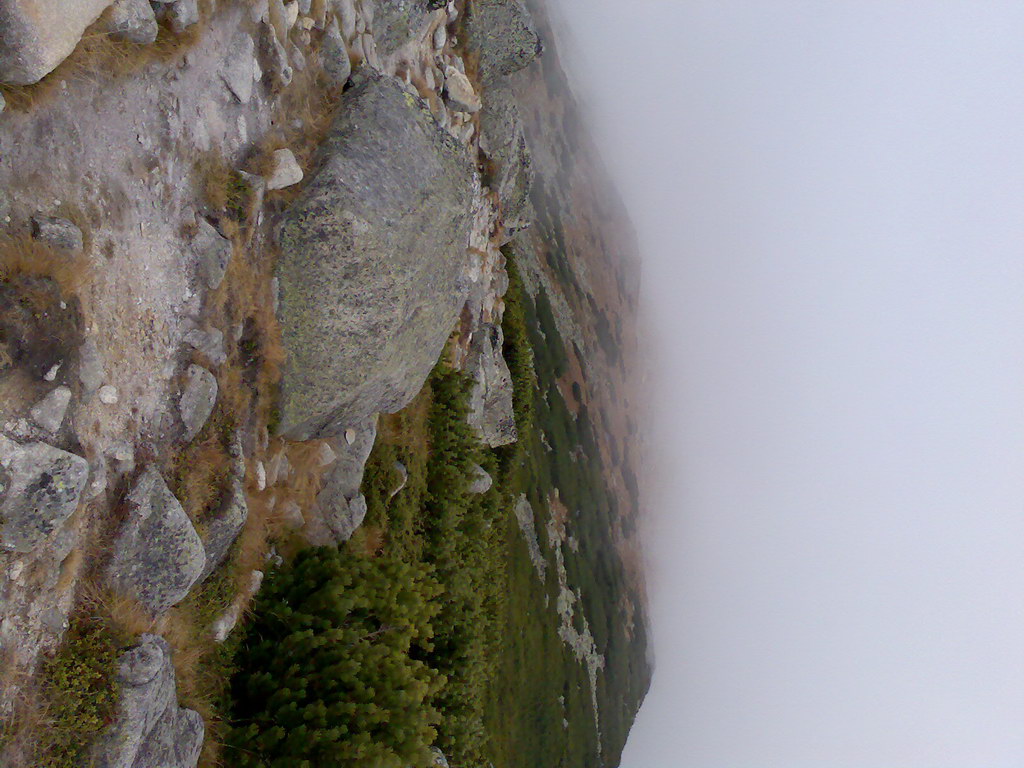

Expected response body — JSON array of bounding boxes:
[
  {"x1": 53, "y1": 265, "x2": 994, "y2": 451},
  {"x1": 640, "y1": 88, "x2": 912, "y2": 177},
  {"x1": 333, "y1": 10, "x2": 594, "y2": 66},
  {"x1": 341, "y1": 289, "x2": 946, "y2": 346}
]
[
  {"x1": 467, "y1": 463, "x2": 492, "y2": 494},
  {"x1": 466, "y1": 324, "x2": 517, "y2": 446},
  {"x1": 98, "y1": 384, "x2": 119, "y2": 404},
  {"x1": 335, "y1": 0, "x2": 356, "y2": 38},
  {"x1": 29, "y1": 386, "x2": 72, "y2": 433},
  {"x1": 254, "y1": 460, "x2": 266, "y2": 491},
  {"x1": 276, "y1": 71, "x2": 476, "y2": 439},
  {"x1": 105, "y1": 0, "x2": 159, "y2": 44},
  {"x1": 92, "y1": 634, "x2": 204, "y2": 768},
  {"x1": 0, "y1": 439, "x2": 89, "y2": 553},
  {"x1": 432, "y1": 23, "x2": 447, "y2": 51},
  {"x1": 288, "y1": 41, "x2": 306, "y2": 71},
  {"x1": 153, "y1": 0, "x2": 200, "y2": 35},
  {"x1": 221, "y1": 34, "x2": 256, "y2": 103},
  {"x1": 321, "y1": 17, "x2": 351, "y2": 87},
  {"x1": 30, "y1": 215, "x2": 83, "y2": 251},
  {"x1": 0, "y1": 0, "x2": 113, "y2": 85},
  {"x1": 107, "y1": 467, "x2": 206, "y2": 613},
  {"x1": 463, "y1": 0, "x2": 541, "y2": 82},
  {"x1": 265, "y1": 448, "x2": 291, "y2": 486},
  {"x1": 283, "y1": 0, "x2": 299, "y2": 29},
  {"x1": 0, "y1": 91, "x2": 5, "y2": 114},
  {"x1": 388, "y1": 460, "x2": 407, "y2": 500},
  {"x1": 264, "y1": 147, "x2": 303, "y2": 190},
  {"x1": 79, "y1": 337, "x2": 105, "y2": 394},
  {"x1": 514, "y1": 494, "x2": 546, "y2": 579},
  {"x1": 193, "y1": 217, "x2": 232, "y2": 290},
  {"x1": 432, "y1": 747, "x2": 451, "y2": 768},
  {"x1": 199, "y1": 478, "x2": 248, "y2": 579},
  {"x1": 43, "y1": 362, "x2": 61, "y2": 381},
  {"x1": 316, "y1": 441, "x2": 337, "y2": 467},
  {"x1": 184, "y1": 325, "x2": 226, "y2": 366},
  {"x1": 444, "y1": 65, "x2": 481, "y2": 113},
  {"x1": 179, "y1": 364, "x2": 217, "y2": 442}
]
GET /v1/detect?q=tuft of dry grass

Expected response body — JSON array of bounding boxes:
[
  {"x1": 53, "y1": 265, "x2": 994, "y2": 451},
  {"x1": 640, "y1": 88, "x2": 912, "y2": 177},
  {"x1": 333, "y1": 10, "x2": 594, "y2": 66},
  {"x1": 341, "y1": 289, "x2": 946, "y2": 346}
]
[{"x1": 0, "y1": 235, "x2": 87, "y2": 299}]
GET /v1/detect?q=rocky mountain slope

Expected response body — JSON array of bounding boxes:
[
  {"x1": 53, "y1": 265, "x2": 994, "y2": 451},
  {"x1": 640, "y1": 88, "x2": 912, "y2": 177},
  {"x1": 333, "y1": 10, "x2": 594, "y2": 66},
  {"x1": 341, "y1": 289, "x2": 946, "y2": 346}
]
[{"x1": 0, "y1": 0, "x2": 647, "y2": 765}]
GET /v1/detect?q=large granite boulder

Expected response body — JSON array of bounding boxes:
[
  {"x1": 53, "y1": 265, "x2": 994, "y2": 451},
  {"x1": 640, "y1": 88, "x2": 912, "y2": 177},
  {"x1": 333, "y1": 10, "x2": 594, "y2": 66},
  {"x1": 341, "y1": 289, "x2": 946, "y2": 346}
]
[
  {"x1": 466, "y1": 323, "x2": 517, "y2": 447},
  {"x1": 92, "y1": 635, "x2": 204, "y2": 768},
  {"x1": 462, "y1": 0, "x2": 541, "y2": 82},
  {"x1": 107, "y1": 467, "x2": 206, "y2": 613},
  {"x1": 276, "y1": 71, "x2": 477, "y2": 439},
  {"x1": 0, "y1": 0, "x2": 114, "y2": 85},
  {"x1": 0, "y1": 437, "x2": 89, "y2": 553},
  {"x1": 479, "y1": 83, "x2": 534, "y2": 232}
]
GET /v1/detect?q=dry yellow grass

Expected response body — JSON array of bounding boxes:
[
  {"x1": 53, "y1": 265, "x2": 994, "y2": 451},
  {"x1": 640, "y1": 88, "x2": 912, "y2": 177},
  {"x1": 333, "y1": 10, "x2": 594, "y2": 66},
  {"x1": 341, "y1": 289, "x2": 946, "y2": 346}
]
[{"x1": 0, "y1": 235, "x2": 88, "y2": 298}]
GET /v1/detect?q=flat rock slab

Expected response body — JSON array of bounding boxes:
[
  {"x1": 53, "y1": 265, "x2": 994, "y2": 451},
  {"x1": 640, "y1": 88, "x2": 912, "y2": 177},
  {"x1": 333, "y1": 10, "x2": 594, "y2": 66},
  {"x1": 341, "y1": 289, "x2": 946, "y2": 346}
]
[
  {"x1": 276, "y1": 71, "x2": 477, "y2": 439},
  {"x1": 107, "y1": 466, "x2": 206, "y2": 613},
  {"x1": 0, "y1": 438, "x2": 89, "y2": 553}
]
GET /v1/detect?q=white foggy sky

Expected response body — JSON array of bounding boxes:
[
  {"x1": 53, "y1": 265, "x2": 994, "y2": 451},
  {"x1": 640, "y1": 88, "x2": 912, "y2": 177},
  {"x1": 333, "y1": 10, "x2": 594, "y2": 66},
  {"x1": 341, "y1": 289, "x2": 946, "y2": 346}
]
[{"x1": 543, "y1": 2, "x2": 1024, "y2": 767}]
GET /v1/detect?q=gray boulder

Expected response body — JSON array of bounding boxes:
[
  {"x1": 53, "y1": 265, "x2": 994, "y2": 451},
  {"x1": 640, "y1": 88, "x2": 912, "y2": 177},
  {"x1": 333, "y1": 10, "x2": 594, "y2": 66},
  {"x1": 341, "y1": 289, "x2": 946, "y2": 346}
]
[
  {"x1": 105, "y1": 0, "x2": 158, "y2": 44},
  {"x1": 276, "y1": 71, "x2": 476, "y2": 439},
  {"x1": 479, "y1": 83, "x2": 534, "y2": 230},
  {"x1": 0, "y1": 438, "x2": 89, "y2": 553},
  {"x1": 179, "y1": 364, "x2": 217, "y2": 442},
  {"x1": 31, "y1": 215, "x2": 84, "y2": 251},
  {"x1": 107, "y1": 467, "x2": 206, "y2": 613},
  {"x1": 199, "y1": 477, "x2": 248, "y2": 579},
  {"x1": 466, "y1": 324, "x2": 517, "y2": 447},
  {"x1": 193, "y1": 217, "x2": 232, "y2": 290},
  {"x1": 463, "y1": 0, "x2": 541, "y2": 82},
  {"x1": 92, "y1": 634, "x2": 204, "y2": 768},
  {"x1": 184, "y1": 325, "x2": 226, "y2": 366},
  {"x1": 0, "y1": 0, "x2": 113, "y2": 85}
]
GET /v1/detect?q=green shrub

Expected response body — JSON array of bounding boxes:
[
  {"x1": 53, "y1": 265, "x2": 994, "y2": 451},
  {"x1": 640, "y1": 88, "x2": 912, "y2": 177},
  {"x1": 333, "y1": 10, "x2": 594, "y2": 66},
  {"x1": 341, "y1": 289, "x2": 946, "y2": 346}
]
[
  {"x1": 37, "y1": 615, "x2": 124, "y2": 768},
  {"x1": 227, "y1": 548, "x2": 445, "y2": 768}
]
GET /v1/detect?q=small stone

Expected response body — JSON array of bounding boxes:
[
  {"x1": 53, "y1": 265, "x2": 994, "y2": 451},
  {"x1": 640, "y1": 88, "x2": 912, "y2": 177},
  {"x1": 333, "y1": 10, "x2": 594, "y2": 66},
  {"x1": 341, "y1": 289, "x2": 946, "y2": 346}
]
[
  {"x1": 288, "y1": 42, "x2": 306, "y2": 71},
  {"x1": 31, "y1": 215, "x2": 83, "y2": 251},
  {"x1": 193, "y1": 217, "x2": 232, "y2": 290},
  {"x1": 98, "y1": 385, "x2": 119, "y2": 404},
  {"x1": 106, "y1": 0, "x2": 159, "y2": 44},
  {"x1": 40, "y1": 608, "x2": 69, "y2": 634},
  {"x1": 255, "y1": 460, "x2": 266, "y2": 491},
  {"x1": 184, "y1": 326, "x2": 226, "y2": 366},
  {"x1": 265, "y1": 148, "x2": 303, "y2": 190},
  {"x1": 283, "y1": 0, "x2": 299, "y2": 29},
  {"x1": 43, "y1": 363, "x2": 61, "y2": 382},
  {"x1": 180, "y1": 365, "x2": 217, "y2": 442},
  {"x1": 336, "y1": 0, "x2": 357, "y2": 38},
  {"x1": 433, "y1": 23, "x2": 447, "y2": 51},
  {"x1": 259, "y1": 20, "x2": 293, "y2": 87},
  {"x1": 344, "y1": 428, "x2": 356, "y2": 445},
  {"x1": 388, "y1": 460, "x2": 408, "y2": 500},
  {"x1": 444, "y1": 65, "x2": 481, "y2": 113},
  {"x1": 467, "y1": 464, "x2": 493, "y2": 494},
  {"x1": 79, "y1": 338, "x2": 105, "y2": 394},
  {"x1": 0, "y1": 92, "x2": 5, "y2": 114},
  {"x1": 280, "y1": 500, "x2": 305, "y2": 529},
  {"x1": 30, "y1": 386, "x2": 72, "y2": 433},
  {"x1": 315, "y1": 442, "x2": 336, "y2": 467}
]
